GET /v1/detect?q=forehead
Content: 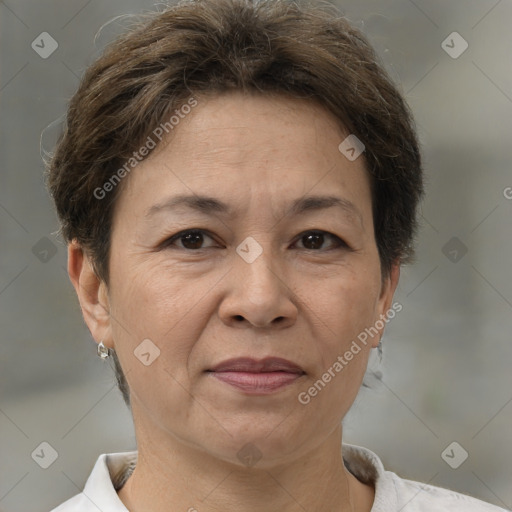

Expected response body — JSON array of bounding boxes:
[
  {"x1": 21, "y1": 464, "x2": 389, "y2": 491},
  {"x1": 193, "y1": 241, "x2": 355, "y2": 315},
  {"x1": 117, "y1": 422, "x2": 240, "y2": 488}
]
[
  {"x1": 115, "y1": 91, "x2": 372, "y2": 224},
  {"x1": 166, "y1": 92, "x2": 347, "y2": 163}
]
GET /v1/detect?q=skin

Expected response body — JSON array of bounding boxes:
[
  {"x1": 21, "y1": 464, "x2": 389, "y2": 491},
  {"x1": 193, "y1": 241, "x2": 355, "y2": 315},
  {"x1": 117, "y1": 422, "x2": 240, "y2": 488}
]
[{"x1": 68, "y1": 91, "x2": 400, "y2": 512}]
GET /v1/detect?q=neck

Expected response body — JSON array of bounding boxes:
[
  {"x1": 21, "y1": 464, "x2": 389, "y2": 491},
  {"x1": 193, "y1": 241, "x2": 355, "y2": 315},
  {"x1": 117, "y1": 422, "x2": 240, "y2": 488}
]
[{"x1": 118, "y1": 406, "x2": 374, "y2": 512}]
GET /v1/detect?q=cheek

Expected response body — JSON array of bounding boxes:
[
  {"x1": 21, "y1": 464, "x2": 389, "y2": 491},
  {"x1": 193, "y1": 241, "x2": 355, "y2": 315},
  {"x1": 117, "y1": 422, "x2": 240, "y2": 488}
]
[
  {"x1": 303, "y1": 266, "x2": 381, "y2": 405},
  {"x1": 303, "y1": 310, "x2": 375, "y2": 426},
  {"x1": 320, "y1": 267, "x2": 382, "y2": 345},
  {"x1": 111, "y1": 252, "x2": 186, "y2": 323},
  {"x1": 108, "y1": 257, "x2": 222, "y2": 401},
  {"x1": 108, "y1": 267, "x2": 203, "y2": 424}
]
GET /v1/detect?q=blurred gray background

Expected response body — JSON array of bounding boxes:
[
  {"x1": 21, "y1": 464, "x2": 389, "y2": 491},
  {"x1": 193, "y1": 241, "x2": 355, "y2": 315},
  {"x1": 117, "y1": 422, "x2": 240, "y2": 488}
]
[{"x1": 1, "y1": 0, "x2": 511, "y2": 510}]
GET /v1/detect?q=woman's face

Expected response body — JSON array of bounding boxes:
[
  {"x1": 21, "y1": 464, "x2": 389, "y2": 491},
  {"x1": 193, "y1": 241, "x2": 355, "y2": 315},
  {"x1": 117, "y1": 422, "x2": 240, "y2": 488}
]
[{"x1": 101, "y1": 91, "x2": 398, "y2": 466}]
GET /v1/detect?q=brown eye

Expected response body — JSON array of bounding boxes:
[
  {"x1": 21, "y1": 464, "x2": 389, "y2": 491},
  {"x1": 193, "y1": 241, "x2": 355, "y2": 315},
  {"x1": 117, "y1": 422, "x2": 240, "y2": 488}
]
[
  {"x1": 162, "y1": 229, "x2": 348, "y2": 252},
  {"x1": 295, "y1": 231, "x2": 347, "y2": 251},
  {"x1": 180, "y1": 231, "x2": 205, "y2": 249},
  {"x1": 164, "y1": 229, "x2": 217, "y2": 250}
]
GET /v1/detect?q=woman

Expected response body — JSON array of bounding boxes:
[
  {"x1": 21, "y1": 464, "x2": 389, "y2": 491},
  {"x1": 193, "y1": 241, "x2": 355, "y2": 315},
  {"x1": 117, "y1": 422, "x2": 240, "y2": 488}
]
[{"x1": 46, "y1": 0, "x2": 507, "y2": 510}]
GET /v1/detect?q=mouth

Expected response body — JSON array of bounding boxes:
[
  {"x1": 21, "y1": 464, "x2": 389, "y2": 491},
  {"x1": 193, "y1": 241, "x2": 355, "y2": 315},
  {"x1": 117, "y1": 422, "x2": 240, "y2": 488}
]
[{"x1": 206, "y1": 357, "x2": 306, "y2": 394}]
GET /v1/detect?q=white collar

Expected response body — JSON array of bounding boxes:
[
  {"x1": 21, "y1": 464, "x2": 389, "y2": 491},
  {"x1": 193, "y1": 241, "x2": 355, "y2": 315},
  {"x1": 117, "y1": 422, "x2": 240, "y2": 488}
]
[
  {"x1": 52, "y1": 443, "x2": 507, "y2": 511},
  {"x1": 57, "y1": 443, "x2": 396, "y2": 511}
]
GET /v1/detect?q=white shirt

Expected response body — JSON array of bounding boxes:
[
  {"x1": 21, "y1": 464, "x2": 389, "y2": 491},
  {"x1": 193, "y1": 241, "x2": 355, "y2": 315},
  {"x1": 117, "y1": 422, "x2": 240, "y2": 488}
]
[{"x1": 50, "y1": 444, "x2": 509, "y2": 511}]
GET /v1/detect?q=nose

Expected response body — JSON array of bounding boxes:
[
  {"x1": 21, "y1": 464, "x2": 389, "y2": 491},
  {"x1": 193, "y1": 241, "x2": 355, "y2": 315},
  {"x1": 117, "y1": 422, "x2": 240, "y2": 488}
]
[{"x1": 218, "y1": 243, "x2": 298, "y2": 329}]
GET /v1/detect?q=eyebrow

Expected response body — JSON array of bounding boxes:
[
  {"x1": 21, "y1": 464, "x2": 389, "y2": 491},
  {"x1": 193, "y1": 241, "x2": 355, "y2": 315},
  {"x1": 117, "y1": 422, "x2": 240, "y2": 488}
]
[{"x1": 145, "y1": 193, "x2": 363, "y2": 225}]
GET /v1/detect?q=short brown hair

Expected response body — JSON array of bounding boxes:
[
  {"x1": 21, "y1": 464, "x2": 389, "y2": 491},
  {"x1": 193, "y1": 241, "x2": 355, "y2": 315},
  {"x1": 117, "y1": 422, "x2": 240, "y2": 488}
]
[{"x1": 46, "y1": 0, "x2": 423, "y2": 408}]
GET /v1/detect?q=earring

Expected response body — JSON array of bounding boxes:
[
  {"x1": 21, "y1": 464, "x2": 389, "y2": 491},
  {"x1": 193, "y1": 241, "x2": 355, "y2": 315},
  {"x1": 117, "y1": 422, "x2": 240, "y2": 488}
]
[
  {"x1": 97, "y1": 340, "x2": 110, "y2": 359},
  {"x1": 376, "y1": 338, "x2": 383, "y2": 360}
]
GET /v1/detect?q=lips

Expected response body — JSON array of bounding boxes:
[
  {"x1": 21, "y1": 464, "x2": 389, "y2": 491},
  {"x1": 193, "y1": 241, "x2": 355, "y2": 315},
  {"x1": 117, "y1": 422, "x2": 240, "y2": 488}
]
[
  {"x1": 207, "y1": 357, "x2": 305, "y2": 374},
  {"x1": 212, "y1": 371, "x2": 303, "y2": 392},
  {"x1": 206, "y1": 357, "x2": 306, "y2": 394}
]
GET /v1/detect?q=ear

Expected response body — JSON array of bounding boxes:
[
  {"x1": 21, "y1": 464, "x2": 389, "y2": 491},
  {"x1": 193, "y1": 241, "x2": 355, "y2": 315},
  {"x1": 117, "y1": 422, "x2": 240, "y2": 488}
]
[
  {"x1": 67, "y1": 240, "x2": 113, "y2": 349},
  {"x1": 371, "y1": 261, "x2": 401, "y2": 348}
]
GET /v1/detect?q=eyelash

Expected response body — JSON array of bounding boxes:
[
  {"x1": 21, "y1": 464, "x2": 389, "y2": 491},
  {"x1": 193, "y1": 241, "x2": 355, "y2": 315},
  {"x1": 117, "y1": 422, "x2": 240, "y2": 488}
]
[{"x1": 161, "y1": 229, "x2": 350, "y2": 252}]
